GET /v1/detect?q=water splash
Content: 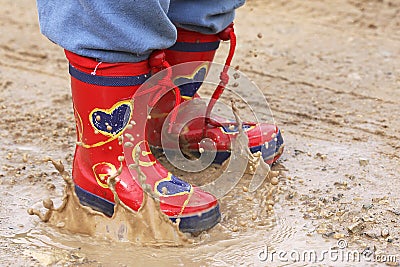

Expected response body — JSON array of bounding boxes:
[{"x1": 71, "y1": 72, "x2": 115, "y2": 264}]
[{"x1": 28, "y1": 159, "x2": 189, "y2": 247}]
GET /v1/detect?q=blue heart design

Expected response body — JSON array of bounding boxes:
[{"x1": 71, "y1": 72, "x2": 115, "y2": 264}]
[
  {"x1": 221, "y1": 123, "x2": 253, "y2": 133},
  {"x1": 156, "y1": 175, "x2": 192, "y2": 196},
  {"x1": 174, "y1": 66, "x2": 207, "y2": 97},
  {"x1": 91, "y1": 103, "x2": 131, "y2": 136}
]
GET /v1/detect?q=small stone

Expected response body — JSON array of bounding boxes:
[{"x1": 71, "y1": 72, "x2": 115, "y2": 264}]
[
  {"x1": 362, "y1": 203, "x2": 373, "y2": 210},
  {"x1": 315, "y1": 153, "x2": 327, "y2": 160},
  {"x1": 333, "y1": 233, "x2": 345, "y2": 239},
  {"x1": 266, "y1": 200, "x2": 275, "y2": 206},
  {"x1": 381, "y1": 229, "x2": 390, "y2": 238},
  {"x1": 322, "y1": 232, "x2": 335, "y2": 238},
  {"x1": 46, "y1": 183, "x2": 56, "y2": 190},
  {"x1": 242, "y1": 186, "x2": 248, "y2": 192},
  {"x1": 389, "y1": 209, "x2": 400, "y2": 216},
  {"x1": 270, "y1": 177, "x2": 279, "y2": 185},
  {"x1": 22, "y1": 153, "x2": 28, "y2": 163},
  {"x1": 286, "y1": 193, "x2": 295, "y2": 200},
  {"x1": 364, "y1": 230, "x2": 379, "y2": 239},
  {"x1": 347, "y1": 219, "x2": 364, "y2": 234},
  {"x1": 246, "y1": 196, "x2": 254, "y2": 201},
  {"x1": 359, "y1": 158, "x2": 369, "y2": 166},
  {"x1": 239, "y1": 221, "x2": 247, "y2": 227}
]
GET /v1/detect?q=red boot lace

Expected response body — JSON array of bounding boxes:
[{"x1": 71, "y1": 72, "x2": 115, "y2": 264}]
[
  {"x1": 138, "y1": 51, "x2": 182, "y2": 133},
  {"x1": 145, "y1": 23, "x2": 237, "y2": 136},
  {"x1": 204, "y1": 23, "x2": 237, "y2": 128}
]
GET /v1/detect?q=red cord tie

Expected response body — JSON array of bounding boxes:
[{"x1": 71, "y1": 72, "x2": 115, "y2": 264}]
[
  {"x1": 147, "y1": 51, "x2": 181, "y2": 133},
  {"x1": 204, "y1": 23, "x2": 237, "y2": 130},
  {"x1": 145, "y1": 23, "x2": 237, "y2": 136}
]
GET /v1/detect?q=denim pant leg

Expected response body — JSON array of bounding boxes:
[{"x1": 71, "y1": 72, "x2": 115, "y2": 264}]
[
  {"x1": 36, "y1": 0, "x2": 245, "y2": 62},
  {"x1": 36, "y1": 0, "x2": 176, "y2": 62},
  {"x1": 168, "y1": 0, "x2": 245, "y2": 34}
]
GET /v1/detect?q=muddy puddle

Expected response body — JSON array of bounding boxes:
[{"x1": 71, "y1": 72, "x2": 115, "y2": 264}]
[
  {"x1": 2, "y1": 127, "x2": 399, "y2": 266},
  {"x1": 5, "y1": 136, "x2": 398, "y2": 266},
  {"x1": 18, "y1": 99, "x2": 287, "y2": 265},
  {"x1": 3, "y1": 153, "x2": 286, "y2": 266}
]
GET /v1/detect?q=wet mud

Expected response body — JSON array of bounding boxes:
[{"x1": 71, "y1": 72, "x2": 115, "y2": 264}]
[
  {"x1": 1, "y1": 0, "x2": 400, "y2": 266},
  {"x1": 28, "y1": 159, "x2": 187, "y2": 247}
]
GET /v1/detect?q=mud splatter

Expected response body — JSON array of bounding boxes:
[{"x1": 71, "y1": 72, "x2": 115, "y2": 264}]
[
  {"x1": 230, "y1": 99, "x2": 279, "y2": 192},
  {"x1": 28, "y1": 159, "x2": 189, "y2": 247}
]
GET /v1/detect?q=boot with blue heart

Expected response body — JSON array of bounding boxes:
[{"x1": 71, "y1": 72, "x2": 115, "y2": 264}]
[
  {"x1": 147, "y1": 24, "x2": 285, "y2": 165},
  {"x1": 66, "y1": 50, "x2": 220, "y2": 233}
]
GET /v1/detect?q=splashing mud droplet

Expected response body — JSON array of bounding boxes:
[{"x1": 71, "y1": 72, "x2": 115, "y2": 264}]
[{"x1": 230, "y1": 101, "x2": 274, "y2": 192}]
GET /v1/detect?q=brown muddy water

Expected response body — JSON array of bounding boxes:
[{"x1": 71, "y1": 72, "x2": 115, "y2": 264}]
[{"x1": 1, "y1": 0, "x2": 400, "y2": 266}]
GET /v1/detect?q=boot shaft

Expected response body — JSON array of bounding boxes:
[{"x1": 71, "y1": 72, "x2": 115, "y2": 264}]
[
  {"x1": 67, "y1": 50, "x2": 151, "y2": 150},
  {"x1": 165, "y1": 28, "x2": 221, "y2": 98}
]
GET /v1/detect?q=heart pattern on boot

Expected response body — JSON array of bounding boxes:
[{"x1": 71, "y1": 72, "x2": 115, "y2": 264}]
[
  {"x1": 173, "y1": 65, "x2": 207, "y2": 97},
  {"x1": 156, "y1": 173, "x2": 192, "y2": 196},
  {"x1": 90, "y1": 101, "x2": 132, "y2": 136}
]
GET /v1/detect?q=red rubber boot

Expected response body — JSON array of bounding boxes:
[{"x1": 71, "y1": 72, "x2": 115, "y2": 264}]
[
  {"x1": 67, "y1": 50, "x2": 220, "y2": 233},
  {"x1": 148, "y1": 24, "x2": 284, "y2": 165}
]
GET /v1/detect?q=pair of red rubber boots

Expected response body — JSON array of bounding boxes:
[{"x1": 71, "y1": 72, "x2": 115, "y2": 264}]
[{"x1": 68, "y1": 25, "x2": 284, "y2": 233}]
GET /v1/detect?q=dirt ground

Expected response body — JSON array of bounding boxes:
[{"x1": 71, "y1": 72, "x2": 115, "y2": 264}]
[{"x1": 0, "y1": 0, "x2": 399, "y2": 266}]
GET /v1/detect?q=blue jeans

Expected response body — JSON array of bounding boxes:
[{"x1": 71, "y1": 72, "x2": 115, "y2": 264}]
[{"x1": 36, "y1": 0, "x2": 245, "y2": 63}]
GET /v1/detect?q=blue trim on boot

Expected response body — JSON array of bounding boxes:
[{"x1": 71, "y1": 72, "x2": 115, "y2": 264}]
[
  {"x1": 169, "y1": 41, "x2": 220, "y2": 52},
  {"x1": 74, "y1": 185, "x2": 220, "y2": 233},
  {"x1": 69, "y1": 65, "x2": 151, "y2": 87}
]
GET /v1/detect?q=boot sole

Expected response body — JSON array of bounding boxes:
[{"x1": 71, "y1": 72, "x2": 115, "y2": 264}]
[{"x1": 74, "y1": 185, "x2": 221, "y2": 233}]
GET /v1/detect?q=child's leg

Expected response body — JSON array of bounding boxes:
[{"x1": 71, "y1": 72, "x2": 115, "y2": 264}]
[
  {"x1": 36, "y1": 0, "x2": 177, "y2": 62},
  {"x1": 151, "y1": 0, "x2": 285, "y2": 165},
  {"x1": 35, "y1": 1, "x2": 222, "y2": 232},
  {"x1": 168, "y1": 0, "x2": 245, "y2": 34}
]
